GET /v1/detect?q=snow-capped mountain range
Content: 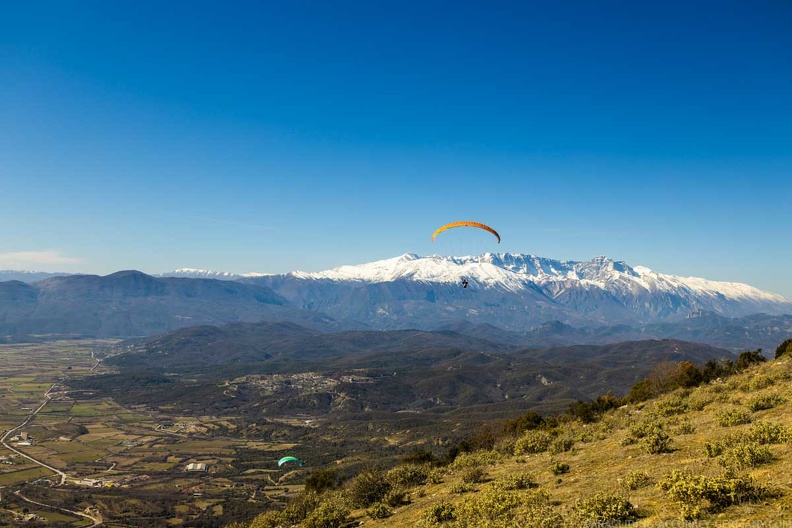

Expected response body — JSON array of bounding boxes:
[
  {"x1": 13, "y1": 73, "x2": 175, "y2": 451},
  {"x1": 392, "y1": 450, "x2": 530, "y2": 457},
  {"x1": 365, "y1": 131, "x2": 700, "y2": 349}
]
[{"x1": 162, "y1": 253, "x2": 792, "y2": 329}]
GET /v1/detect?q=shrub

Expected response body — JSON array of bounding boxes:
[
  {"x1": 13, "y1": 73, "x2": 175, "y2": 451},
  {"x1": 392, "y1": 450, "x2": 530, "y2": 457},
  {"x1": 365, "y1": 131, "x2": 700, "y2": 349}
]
[
  {"x1": 513, "y1": 430, "x2": 554, "y2": 455},
  {"x1": 571, "y1": 492, "x2": 636, "y2": 522},
  {"x1": 427, "y1": 468, "x2": 446, "y2": 484},
  {"x1": 622, "y1": 470, "x2": 653, "y2": 491},
  {"x1": 746, "y1": 421, "x2": 789, "y2": 444},
  {"x1": 704, "y1": 441, "x2": 724, "y2": 458},
  {"x1": 454, "y1": 488, "x2": 522, "y2": 522},
  {"x1": 659, "y1": 470, "x2": 766, "y2": 520},
  {"x1": 735, "y1": 349, "x2": 766, "y2": 370},
  {"x1": 449, "y1": 482, "x2": 477, "y2": 494},
  {"x1": 774, "y1": 338, "x2": 792, "y2": 360},
  {"x1": 403, "y1": 448, "x2": 436, "y2": 465},
  {"x1": 490, "y1": 473, "x2": 537, "y2": 491},
  {"x1": 347, "y1": 467, "x2": 391, "y2": 508},
  {"x1": 687, "y1": 392, "x2": 713, "y2": 411},
  {"x1": 383, "y1": 487, "x2": 410, "y2": 507},
  {"x1": 656, "y1": 394, "x2": 688, "y2": 416},
  {"x1": 716, "y1": 408, "x2": 752, "y2": 427},
  {"x1": 366, "y1": 502, "x2": 392, "y2": 519},
  {"x1": 420, "y1": 501, "x2": 456, "y2": 525},
  {"x1": 302, "y1": 498, "x2": 349, "y2": 528},
  {"x1": 629, "y1": 417, "x2": 665, "y2": 439},
  {"x1": 548, "y1": 435, "x2": 575, "y2": 455},
  {"x1": 746, "y1": 393, "x2": 785, "y2": 411},
  {"x1": 459, "y1": 466, "x2": 487, "y2": 484},
  {"x1": 550, "y1": 460, "x2": 570, "y2": 475},
  {"x1": 305, "y1": 468, "x2": 339, "y2": 493},
  {"x1": 748, "y1": 375, "x2": 774, "y2": 391},
  {"x1": 277, "y1": 491, "x2": 322, "y2": 524},
  {"x1": 450, "y1": 450, "x2": 500, "y2": 468},
  {"x1": 567, "y1": 393, "x2": 624, "y2": 422},
  {"x1": 674, "y1": 418, "x2": 696, "y2": 435},
  {"x1": 386, "y1": 463, "x2": 429, "y2": 488},
  {"x1": 718, "y1": 442, "x2": 774, "y2": 470},
  {"x1": 453, "y1": 488, "x2": 555, "y2": 527},
  {"x1": 643, "y1": 429, "x2": 674, "y2": 454}
]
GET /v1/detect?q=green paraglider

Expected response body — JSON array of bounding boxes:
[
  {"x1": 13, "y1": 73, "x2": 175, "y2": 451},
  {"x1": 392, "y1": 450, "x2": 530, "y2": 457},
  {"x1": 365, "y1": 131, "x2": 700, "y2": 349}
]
[{"x1": 278, "y1": 456, "x2": 303, "y2": 468}]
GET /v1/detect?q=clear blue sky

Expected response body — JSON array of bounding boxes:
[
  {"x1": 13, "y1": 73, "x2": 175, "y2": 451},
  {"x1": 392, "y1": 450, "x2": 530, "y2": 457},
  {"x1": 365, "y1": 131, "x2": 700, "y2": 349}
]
[{"x1": 2, "y1": 1, "x2": 791, "y2": 296}]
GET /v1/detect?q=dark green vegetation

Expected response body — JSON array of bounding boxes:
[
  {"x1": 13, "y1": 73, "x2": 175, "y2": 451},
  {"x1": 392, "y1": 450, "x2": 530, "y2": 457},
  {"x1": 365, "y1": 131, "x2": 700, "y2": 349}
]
[{"x1": 78, "y1": 321, "x2": 735, "y2": 430}]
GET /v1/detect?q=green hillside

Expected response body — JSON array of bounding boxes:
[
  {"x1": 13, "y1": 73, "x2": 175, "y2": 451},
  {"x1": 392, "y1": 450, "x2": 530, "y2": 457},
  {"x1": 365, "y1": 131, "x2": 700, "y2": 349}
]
[{"x1": 228, "y1": 342, "x2": 792, "y2": 527}]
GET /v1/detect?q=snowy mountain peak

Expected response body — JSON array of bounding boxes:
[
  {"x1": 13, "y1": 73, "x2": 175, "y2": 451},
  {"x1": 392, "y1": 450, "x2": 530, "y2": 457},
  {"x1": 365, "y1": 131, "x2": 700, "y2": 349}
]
[
  {"x1": 285, "y1": 253, "x2": 791, "y2": 307},
  {"x1": 162, "y1": 268, "x2": 271, "y2": 279}
]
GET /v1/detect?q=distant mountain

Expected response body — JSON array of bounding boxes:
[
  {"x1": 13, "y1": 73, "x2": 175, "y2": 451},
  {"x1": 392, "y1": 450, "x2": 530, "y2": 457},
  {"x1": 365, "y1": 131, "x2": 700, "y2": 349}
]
[
  {"x1": 0, "y1": 271, "x2": 345, "y2": 338},
  {"x1": 235, "y1": 253, "x2": 792, "y2": 329},
  {"x1": 0, "y1": 270, "x2": 72, "y2": 282},
  {"x1": 2, "y1": 254, "x2": 789, "y2": 344},
  {"x1": 160, "y1": 268, "x2": 268, "y2": 280}
]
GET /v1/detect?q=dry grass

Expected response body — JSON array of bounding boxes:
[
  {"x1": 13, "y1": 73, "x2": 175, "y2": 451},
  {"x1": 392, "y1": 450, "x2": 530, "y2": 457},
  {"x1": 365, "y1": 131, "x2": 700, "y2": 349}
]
[{"x1": 255, "y1": 358, "x2": 792, "y2": 526}]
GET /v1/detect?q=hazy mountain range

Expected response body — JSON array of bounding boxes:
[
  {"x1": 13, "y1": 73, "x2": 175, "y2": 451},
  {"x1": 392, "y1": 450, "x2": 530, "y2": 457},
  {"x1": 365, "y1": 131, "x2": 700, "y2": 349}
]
[{"x1": 2, "y1": 254, "x2": 790, "y2": 350}]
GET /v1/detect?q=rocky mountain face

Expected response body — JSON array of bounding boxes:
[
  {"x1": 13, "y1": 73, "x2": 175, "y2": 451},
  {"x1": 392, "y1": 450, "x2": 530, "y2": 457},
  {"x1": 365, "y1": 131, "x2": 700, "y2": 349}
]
[{"x1": 233, "y1": 253, "x2": 792, "y2": 330}]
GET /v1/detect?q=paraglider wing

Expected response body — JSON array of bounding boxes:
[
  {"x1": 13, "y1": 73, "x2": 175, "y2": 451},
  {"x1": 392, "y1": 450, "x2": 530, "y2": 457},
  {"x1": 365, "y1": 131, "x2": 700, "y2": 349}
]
[
  {"x1": 431, "y1": 221, "x2": 500, "y2": 244},
  {"x1": 277, "y1": 456, "x2": 303, "y2": 467}
]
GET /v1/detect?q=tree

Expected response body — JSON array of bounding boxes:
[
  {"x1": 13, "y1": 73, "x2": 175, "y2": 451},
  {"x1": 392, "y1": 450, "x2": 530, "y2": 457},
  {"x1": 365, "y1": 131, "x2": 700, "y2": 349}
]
[{"x1": 775, "y1": 339, "x2": 792, "y2": 360}]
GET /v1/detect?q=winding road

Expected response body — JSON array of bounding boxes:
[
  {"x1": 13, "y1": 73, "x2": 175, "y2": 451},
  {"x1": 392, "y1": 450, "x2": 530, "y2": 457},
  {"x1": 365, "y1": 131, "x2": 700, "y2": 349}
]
[{"x1": 0, "y1": 381, "x2": 104, "y2": 526}]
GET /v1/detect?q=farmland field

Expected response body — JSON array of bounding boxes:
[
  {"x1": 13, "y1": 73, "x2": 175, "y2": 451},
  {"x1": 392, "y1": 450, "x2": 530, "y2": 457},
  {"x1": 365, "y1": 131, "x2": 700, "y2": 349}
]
[{"x1": 0, "y1": 340, "x2": 306, "y2": 527}]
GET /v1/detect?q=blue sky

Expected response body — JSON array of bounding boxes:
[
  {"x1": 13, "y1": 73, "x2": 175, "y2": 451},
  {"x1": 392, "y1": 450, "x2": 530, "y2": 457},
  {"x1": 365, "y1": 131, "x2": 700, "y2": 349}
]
[{"x1": 1, "y1": 1, "x2": 791, "y2": 296}]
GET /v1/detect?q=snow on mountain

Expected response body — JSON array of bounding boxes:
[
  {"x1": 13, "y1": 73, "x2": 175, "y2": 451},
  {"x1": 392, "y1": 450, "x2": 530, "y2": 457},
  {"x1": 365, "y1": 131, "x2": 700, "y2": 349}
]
[
  {"x1": 252, "y1": 253, "x2": 791, "y2": 327},
  {"x1": 0, "y1": 270, "x2": 72, "y2": 283},
  {"x1": 290, "y1": 253, "x2": 788, "y2": 305},
  {"x1": 161, "y1": 268, "x2": 271, "y2": 280},
  {"x1": 161, "y1": 254, "x2": 792, "y2": 329}
]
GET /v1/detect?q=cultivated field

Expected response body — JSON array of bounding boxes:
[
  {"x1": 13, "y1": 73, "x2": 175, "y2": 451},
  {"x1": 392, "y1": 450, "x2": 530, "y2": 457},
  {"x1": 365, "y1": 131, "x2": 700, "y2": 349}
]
[{"x1": 0, "y1": 340, "x2": 304, "y2": 527}]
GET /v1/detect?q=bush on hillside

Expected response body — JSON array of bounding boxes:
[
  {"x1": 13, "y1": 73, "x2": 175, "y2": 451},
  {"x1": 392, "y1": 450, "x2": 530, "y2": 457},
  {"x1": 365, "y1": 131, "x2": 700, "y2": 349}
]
[
  {"x1": 386, "y1": 463, "x2": 429, "y2": 488},
  {"x1": 643, "y1": 429, "x2": 674, "y2": 454},
  {"x1": 621, "y1": 470, "x2": 653, "y2": 491},
  {"x1": 347, "y1": 467, "x2": 391, "y2": 508},
  {"x1": 459, "y1": 466, "x2": 487, "y2": 484},
  {"x1": 490, "y1": 473, "x2": 538, "y2": 491},
  {"x1": 420, "y1": 501, "x2": 456, "y2": 525},
  {"x1": 304, "y1": 468, "x2": 340, "y2": 493},
  {"x1": 746, "y1": 421, "x2": 789, "y2": 444},
  {"x1": 775, "y1": 338, "x2": 792, "y2": 359},
  {"x1": 548, "y1": 435, "x2": 575, "y2": 454},
  {"x1": 674, "y1": 417, "x2": 696, "y2": 435},
  {"x1": 746, "y1": 374, "x2": 774, "y2": 391},
  {"x1": 716, "y1": 408, "x2": 752, "y2": 427},
  {"x1": 550, "y1": 460, "x2": 570, "y2": 475},
  {"x1": 514, "y1": 429, "x2": 554, "y2": 455},
  {"x1": 302, "y1": 497, "x2": 348, "y2": 528},
  {"x1": 659, "y1": 470, "x2": 766, "y2": 520},
  {"x1": 567, "y1": 393, "x2": 624, "y2": 423},
  {"x1": 366, "y1": 502, "x2": 392, "y2": 519},
  {"x1": 452, "y1": 487, "x2": 555, "y2": 527},
  {"x1": 655, "y1": 393, "x2": 689, "y2": 416},
  {"x1": 571, "y1": 492, "x2": 636, "y2": 523},
  {"x1": 449, "y1": 450, "x2": 501, "y2": 469},
  {"x1": 746, "y1": 393, "x2": 785, "y2": 411},
  {"x1": 718, "y1": 442, "x2": 774, "y2": 470}
]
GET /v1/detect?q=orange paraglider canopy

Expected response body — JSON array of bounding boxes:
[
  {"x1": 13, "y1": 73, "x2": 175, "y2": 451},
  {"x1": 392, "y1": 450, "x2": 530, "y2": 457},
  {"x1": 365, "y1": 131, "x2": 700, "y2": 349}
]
[{"x1": 431, "y1": 221, "x2": 500, "y2": 243}]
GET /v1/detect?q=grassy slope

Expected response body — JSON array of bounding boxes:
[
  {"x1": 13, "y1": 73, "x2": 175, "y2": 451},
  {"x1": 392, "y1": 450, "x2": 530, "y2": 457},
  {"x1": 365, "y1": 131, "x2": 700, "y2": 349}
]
[{"x1": 361, "y1": 357, "x2": 792, "y2": 525}]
